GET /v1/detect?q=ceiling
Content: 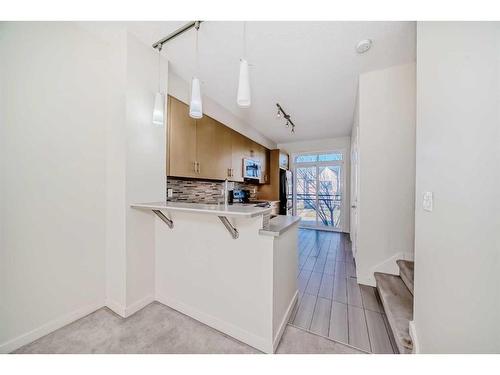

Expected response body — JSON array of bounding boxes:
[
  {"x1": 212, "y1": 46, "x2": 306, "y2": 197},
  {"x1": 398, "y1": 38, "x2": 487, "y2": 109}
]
[{"x1": 126, "y1": 21, "x2": 416, "y2": 144}]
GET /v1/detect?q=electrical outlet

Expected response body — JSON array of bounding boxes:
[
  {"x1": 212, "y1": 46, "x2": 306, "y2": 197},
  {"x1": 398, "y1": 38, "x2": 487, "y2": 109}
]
[{"x1": 167, "y1": 188, "x2": 173, "y2": 198}]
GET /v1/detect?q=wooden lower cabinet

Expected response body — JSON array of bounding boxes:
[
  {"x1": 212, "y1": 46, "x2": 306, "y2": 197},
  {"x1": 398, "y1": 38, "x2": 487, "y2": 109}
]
[{"x1": 167, "y1": 95, "x2": 269, "y2": 184}]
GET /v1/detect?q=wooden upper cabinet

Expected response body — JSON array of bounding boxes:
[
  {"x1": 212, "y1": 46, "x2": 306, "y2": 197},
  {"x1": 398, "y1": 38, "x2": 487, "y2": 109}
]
[
  {"x1": 167, "y1": 95, "x2": 269, "y2": 183},
  {"x1": 168, "y1": 96, "x2": 197, "y2": 178},
  {"x1": 197, "y1": 116, "x2": 232, "y2": 180},
  {"x1": 230, "y1": 130, "x2": 247, "y2": 182},
  {"x1": 220, "y1": 125, "x2": 233, "y2": 180}
]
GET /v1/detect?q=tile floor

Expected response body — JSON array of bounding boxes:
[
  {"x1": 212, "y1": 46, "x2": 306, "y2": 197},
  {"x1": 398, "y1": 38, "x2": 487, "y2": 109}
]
[{"x1": 289, "y1": 228, "x2": 398, "y2": 354}]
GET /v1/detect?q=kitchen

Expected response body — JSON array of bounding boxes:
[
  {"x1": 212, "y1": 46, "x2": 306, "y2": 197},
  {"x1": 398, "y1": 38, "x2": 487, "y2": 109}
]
[{"x1": 132, "y1": 94, "x2": 300, "y2": 354}]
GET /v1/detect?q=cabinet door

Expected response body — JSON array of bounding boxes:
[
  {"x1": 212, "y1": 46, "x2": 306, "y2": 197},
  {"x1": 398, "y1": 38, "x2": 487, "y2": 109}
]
[
  {"x1": 230, "y1": 131, "x2": 247, "y2": 182},
  {"x1": 220, "y1": 125, "x2": 233, "y2": 180},
  {"x1": 261, "y1": 148, "x2": 270, "y2": 184},
  {"x1": 196, "y1": 116, "x2": 232, "y2": 180},
  {"x1": 168, "y1": 96, "x2": 197, "y2": 178},
  {"x1": 196, "y1": 116, "x2": 219, "y2": 179}
]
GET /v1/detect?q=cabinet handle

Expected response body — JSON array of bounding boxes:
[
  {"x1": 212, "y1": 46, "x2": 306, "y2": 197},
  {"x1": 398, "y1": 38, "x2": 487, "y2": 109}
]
[
  {"x1": 197, "y1": 162, "x2": 200, "y2": 174},
  {"x1": 193, "y1": 162, "x2": 196, "y2": 172}
]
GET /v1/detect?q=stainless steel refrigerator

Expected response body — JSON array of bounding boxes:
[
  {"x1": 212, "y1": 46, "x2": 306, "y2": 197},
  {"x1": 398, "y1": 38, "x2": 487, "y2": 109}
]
[{"x1": 279, "y1": 169, "x2": 293, "y2": 215}]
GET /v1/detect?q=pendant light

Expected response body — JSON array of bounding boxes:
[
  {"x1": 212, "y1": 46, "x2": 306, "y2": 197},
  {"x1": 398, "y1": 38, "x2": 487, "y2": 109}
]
[
  {"x1": 152, "y1": 45, "x2": 165, "y2": 127},
  {"x1": 237, "y1": 22, "x2": 251, "y2": 107},
  {"x1": 189, "y1": 22, "x2": 203, "y2": 119}
]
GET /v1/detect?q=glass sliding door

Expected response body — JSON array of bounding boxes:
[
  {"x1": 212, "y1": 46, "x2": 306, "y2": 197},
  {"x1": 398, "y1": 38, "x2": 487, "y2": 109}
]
[
  {"x1": 295, "y1": 166, "x2": 317, "y2": 226},
  {"x1": 293, "y1": 152, "x2": 344, "y2": 231},
  {"x1": 318, "y1": 165, "x2": 342, "y2": 228}
]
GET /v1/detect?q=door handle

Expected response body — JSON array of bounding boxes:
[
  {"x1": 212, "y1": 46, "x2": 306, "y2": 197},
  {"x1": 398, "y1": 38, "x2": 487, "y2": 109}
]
[{"x1": 351, "y1": 205, "x2": 357, "y2": 208}]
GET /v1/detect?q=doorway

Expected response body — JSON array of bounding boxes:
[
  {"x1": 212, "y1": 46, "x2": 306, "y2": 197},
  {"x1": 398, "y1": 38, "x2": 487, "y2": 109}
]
[{"x1": 293, "y1": 151, "x2": 344, "y2": 231}]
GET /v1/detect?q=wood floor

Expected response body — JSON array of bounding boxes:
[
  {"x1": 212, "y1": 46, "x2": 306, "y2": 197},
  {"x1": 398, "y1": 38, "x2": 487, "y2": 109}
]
[{"x1": 288, "y1": 229, "x2": 398, "y2": 354}]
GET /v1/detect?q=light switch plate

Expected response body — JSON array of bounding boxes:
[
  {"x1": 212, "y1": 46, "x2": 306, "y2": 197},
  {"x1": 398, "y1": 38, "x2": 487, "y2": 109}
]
[
  {"x1": 423, "y1": 191, "x2": 433, "y2": 212},
  {"x1": 167, "y1": 188, "x2": 173, "y2": 198}
]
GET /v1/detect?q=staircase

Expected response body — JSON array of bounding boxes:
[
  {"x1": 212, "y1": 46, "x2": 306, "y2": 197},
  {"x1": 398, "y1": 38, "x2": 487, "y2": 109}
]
[{"x1": 374, "y1": 260, "x2": 414, "y2": 354}]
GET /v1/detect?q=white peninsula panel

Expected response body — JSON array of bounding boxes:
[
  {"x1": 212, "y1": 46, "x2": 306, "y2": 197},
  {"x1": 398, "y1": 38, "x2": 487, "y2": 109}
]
[{"x1": 132, "y1": 202, "x2": 300, "y2": 353}]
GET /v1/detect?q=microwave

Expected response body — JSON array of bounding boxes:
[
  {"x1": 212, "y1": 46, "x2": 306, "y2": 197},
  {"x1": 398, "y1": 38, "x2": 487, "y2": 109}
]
[{"x1": 243, "y1": 158, "x2": 261, "y2": 180}]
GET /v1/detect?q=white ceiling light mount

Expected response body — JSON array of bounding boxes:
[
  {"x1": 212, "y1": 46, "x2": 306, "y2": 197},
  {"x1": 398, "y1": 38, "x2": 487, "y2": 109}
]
[
  {"x1": 237, "y1": 22, "x2": 251, "y2": 108},
  {"x1": 356, "y1": 39, "x2": 373, "y2": 54}
]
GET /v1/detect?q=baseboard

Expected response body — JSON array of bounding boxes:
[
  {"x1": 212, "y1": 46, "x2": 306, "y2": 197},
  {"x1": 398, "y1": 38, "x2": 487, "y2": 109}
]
[
  {"x1": 156, "y1": 294, "x2": 273, "y2": 353},
  {"x1": 124, "y1": 295, "x2": 154, "y2": 317},
  {"x1": 408, "y1": 320, "x2": 419, "y2": 354},
  {"x1": 106, "y1": 299, "x2": 126, "y2": 317},
  {"x1": 106, "y1": 295, "x2": 154, "y2": 318},
  {"x1": 272, "y1": 290, "x2": 298, "y2": 352},
  {"x1": 0, "y1": 301, "x2": 104, "y2": 354}
]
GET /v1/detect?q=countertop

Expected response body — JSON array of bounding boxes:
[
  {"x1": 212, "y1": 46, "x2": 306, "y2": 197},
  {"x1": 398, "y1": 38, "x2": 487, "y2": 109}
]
[
  {"x1": 259, "y1": 215, "x2": 301, "y2": 237},
  {"x1": 131, "y1": 201, "x2": 272, "y2": 218}
]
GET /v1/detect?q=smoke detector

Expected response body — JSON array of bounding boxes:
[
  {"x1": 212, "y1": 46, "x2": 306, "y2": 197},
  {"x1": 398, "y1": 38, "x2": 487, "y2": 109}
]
[{"x1": 356, "y1": 39, "x2": 373, "y2": 54}]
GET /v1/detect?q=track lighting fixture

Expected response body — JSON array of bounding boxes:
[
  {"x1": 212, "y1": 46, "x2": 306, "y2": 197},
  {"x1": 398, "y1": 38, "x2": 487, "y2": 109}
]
[{"x1": 276, "y1": 103, "x2": 296, "y2": 135}]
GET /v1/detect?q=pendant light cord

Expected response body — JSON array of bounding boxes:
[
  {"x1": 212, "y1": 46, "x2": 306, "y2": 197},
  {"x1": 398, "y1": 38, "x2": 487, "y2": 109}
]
[
  {"x1": 242, "y1": 21, "x2": 247, "y2": 59},
  {"x1": 195, "y1": 22, "x2": 200, "y2": 77}
]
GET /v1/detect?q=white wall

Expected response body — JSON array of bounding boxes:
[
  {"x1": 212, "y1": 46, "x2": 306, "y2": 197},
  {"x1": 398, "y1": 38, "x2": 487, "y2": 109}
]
[
  {"x1": 413, "y1": 22, "x2": 500, "y2": 353},
  {"x1": 123, "y1": 33, "x2": 167, "y2": 314},
  {"x1": 0, "y1": 22, "x2": 168, "y2": 352},
  {"x1": 278, "y1": 137, "x2": 351, "y2": 233},
  {"x1": 0, "y1": 22, "x2": 114, "y2": 352},
  {"x1": 356, "y1": 63, "x2": 416, "y2": 286}
]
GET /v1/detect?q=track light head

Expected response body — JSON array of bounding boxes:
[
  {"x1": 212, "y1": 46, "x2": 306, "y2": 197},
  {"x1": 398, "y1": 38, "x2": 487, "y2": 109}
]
[{"x1": 275, "y1": 102, "x2": 296, "y2": 134}]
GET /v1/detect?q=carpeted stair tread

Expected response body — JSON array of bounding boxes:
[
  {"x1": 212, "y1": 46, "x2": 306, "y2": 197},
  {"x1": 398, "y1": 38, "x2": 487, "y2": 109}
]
[
  {"x1": 374, "y1": 272, "x2": 413, "y2": 354},
  {"x1": 396, "y1": 260, "x2": 414, "y2": 295}
]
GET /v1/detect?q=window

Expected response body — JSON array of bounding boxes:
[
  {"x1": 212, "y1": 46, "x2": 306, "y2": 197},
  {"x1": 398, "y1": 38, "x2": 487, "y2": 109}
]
[{"x1": 294, "y1": 152, "x2": 342, "y2": 164}]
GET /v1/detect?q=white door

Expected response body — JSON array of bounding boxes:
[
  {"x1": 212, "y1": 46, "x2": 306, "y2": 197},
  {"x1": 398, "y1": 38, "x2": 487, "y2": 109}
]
[{"x1": 350, "y1": 125, "x2": 359, "y2": 257}]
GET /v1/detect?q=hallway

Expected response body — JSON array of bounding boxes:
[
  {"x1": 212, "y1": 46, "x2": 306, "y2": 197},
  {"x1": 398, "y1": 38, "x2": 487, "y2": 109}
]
[{"x1": 289, "y1": 229, "x2": 397, "y2": 353}]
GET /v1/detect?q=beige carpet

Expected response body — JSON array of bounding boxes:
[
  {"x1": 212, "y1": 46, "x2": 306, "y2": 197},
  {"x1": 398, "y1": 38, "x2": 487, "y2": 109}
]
[{"x1": 13, "y1": 302, "x2": 363, "y2": 354}]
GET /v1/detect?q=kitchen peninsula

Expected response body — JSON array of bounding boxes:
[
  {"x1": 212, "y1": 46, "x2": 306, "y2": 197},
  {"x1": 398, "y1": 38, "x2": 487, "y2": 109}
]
[{"x1": 131, "y1": 201, "x2": 300, "y2": 353}]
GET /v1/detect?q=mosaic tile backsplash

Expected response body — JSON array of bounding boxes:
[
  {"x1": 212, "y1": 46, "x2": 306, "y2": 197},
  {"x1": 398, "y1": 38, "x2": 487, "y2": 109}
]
[{"x1": 166, "y1": 177, "x2": 260, "y2": 203}]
